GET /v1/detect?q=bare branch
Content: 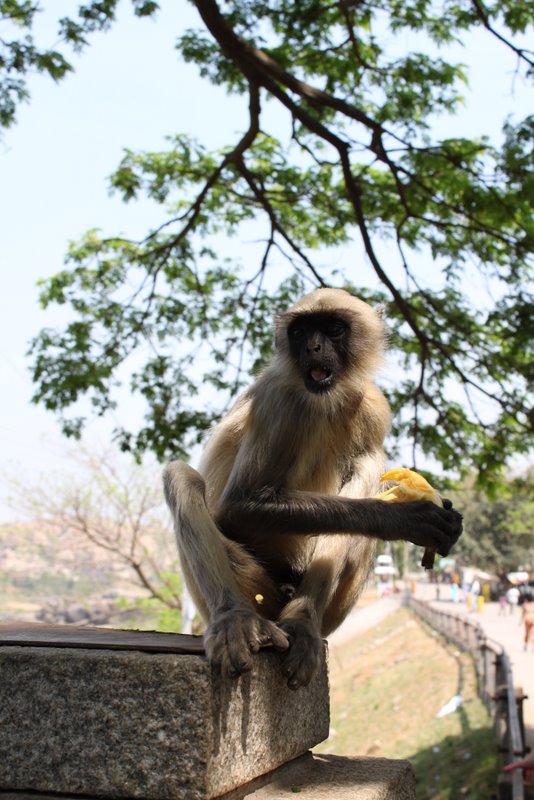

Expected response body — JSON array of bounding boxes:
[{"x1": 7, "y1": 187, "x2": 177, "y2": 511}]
[
  {"x1": 470, "y1": 0, "x2": 534, "y2": 70},
  {"x1": 235, "y1": 156, "x2": 327, "y2": 285}
]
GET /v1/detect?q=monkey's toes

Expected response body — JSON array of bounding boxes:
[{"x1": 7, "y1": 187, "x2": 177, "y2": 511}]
[
  {"x1": 278, "y1": 620, "x2": 322, "y2": 689},
  {"x1": 281, "y1": 648, "x2": 319, "y2": 690}
]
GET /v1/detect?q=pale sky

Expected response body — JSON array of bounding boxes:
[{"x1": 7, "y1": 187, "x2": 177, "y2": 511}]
[
  {"x1": 0, "y1": 1, "x2": 245, "y2": 516},
  {"x1": 0, "y1": 1, "x2": 530, "y2": 519}
]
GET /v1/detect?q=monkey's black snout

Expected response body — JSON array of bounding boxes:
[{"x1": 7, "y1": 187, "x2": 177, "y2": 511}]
[{"x1": 306, "y1": 331, "x2": 324, "y2": 355}]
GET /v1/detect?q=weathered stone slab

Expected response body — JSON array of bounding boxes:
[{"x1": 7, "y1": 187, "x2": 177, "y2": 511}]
[
  {"x1": 221, "y1": 752, "x2": 416, "y2": 799},
  {"x1": 0, "y1": 629, "x2": 329, "y2": 800},
  {"x1": 0, "y1": 753, "x2": 416, "y2": 800}
]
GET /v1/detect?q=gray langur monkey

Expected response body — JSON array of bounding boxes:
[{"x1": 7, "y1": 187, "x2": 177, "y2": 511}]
[{"x1": 163, "y1": 288, "x2": 462, "y2": 689}]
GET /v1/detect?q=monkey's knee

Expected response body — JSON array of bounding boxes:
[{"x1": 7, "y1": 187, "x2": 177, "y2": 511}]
[{"x1": 163, "y1": 460, "x2": 206, "y2": 512}]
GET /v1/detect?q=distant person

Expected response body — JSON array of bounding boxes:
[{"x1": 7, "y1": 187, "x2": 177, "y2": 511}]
[
  {"x1": 520, "y1": 601, "x2": 534, "y2": 652},
  {"x1": 498, "y1": 593, "x2": 507, "y2": 615},
  {"x1": 504, "y1": 751, "x2": 534, "y2": 785},
  {"x1": 506, "y1": 586, "x2": 520, "y2": 614},
  {"x1": 471, "y1": 578, "x2": 481, "y2": 612}
]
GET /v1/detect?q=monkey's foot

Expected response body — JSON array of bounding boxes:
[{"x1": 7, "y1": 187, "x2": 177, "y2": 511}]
[
  {"x1": 278, "y1": 618, "x2": 323, "y2": 690},
  {"x1": 204, "y1": 607, "x2": 289, "y2": 679}
]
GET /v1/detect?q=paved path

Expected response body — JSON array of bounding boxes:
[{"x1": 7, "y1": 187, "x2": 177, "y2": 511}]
[{"x1": 414, "y1": 582, "x2": 534, "y2": 751}]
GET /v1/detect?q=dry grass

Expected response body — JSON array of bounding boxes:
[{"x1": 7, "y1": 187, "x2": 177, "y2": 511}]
[{"x1": 316, "y1": 608, "x2": 499, "y2": 799}]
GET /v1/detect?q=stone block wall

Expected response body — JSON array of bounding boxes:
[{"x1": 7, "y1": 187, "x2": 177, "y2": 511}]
[{"x1": 0, "y1": 623, "x2": 329, "y2": 799}]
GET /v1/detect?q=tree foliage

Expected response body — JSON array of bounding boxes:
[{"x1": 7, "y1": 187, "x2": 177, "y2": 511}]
[
  {"x1": 451, "y1": 470, "x2": 534, "y2": 574},
  {"x1": 7, "y1": 0, "x2": 533, "y2": 486}
]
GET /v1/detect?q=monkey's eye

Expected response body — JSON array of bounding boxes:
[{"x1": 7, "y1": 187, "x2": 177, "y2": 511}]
[
  {"x1": 326, "y1": 322, "x2": 346, "y2": 338},
  {"x1": 289, "y1": 326, "x2": 304, "y2": 339}
]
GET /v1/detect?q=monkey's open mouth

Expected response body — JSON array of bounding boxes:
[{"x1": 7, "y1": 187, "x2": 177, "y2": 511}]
[{"x1": 307, "y1": 366, "x2": 334, "y2": 392}]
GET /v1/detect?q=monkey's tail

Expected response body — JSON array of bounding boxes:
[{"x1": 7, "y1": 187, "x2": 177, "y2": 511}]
[{"x1": 163, "y1": 461, "x2": 281, "y2": 619}]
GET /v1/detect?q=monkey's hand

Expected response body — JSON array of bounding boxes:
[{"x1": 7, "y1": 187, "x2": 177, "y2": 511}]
[
  {"x1": 204, "y1": 604, "x2": 289, "y2": 679},
  {"x1": 375, "y1": 467, "x2": 458, "y2": 568},
  {"x1": 277, "y1": 617, "x2": 323, "y2": 691},
  {"x1": 383, "y1": 500, "x2": 462, "y2": 556}
]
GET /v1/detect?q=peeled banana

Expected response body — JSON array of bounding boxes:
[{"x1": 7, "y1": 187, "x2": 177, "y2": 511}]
[{"x1": 376, "y1": 467, "x2": 443, "y2": 569}]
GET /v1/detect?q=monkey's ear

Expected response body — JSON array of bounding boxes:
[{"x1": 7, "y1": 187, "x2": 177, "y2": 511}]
[
  {"x1": 374, "y1": 303, "x2": 387, "y2": 318},
  {"x1": 273, "y1": 313, "x2": 288, "y2": 350}
]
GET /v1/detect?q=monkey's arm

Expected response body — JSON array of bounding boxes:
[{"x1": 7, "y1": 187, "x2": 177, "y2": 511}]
[{"x1": 217, "y1": 489, "x2": 462, "y2": 557}]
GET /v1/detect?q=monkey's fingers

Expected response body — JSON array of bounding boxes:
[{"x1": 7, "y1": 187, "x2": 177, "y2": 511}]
[
  {"x1": 204, "y1": 608, "x2": 256, "y2": 677},
  {"x1": 442, "y1": 506, "x2": 463, "y2": 548},
  {"x1": 422, "y1": 499, "x2": 457, "y2": 568},
  {"x1": 260, "y1": 620, "x2": 290, "y2": 652},
  {"x1": 420, "y1": 526, "x2": 455, "y2": 556},
  {"x1": 226, "y1": 625, "x2": 256, "y2": 677},
  {"x1": 205, "y1": 608, "x2": 290, "y2": 679},
  {"x1": 403, "y1": 503, "x2": 462, "y2": 556},
  {"x1": 222, "y1": 619, "x2": 289, "y2": 677}
]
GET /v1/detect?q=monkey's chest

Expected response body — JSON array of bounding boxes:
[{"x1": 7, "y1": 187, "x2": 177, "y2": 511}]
[
  {"x1": 282, "y1": 423, "x2": 354, "y2": 494},
  {"x1": 284, "y1": 451, "x2": 343, "y2": 494}
]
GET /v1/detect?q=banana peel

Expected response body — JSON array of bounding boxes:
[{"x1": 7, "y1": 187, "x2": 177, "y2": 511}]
[{"x1": 375, "y1": 467, "x2": 443, "y2": 570}]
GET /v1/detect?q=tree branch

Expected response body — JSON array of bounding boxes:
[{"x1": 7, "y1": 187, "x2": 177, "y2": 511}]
[{"x1": 470, "y1": 0, "x2": 534, "y2": 70}]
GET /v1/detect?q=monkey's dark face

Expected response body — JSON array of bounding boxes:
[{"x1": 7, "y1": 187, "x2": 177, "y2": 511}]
[{"x1": 287, "y1": 313, "x2": 349, "y2": 394}]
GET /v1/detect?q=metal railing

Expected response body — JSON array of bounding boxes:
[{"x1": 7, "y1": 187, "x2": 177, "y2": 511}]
[{"x1": 406, "y1": 594, "x2": 526, "y2": 800}]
